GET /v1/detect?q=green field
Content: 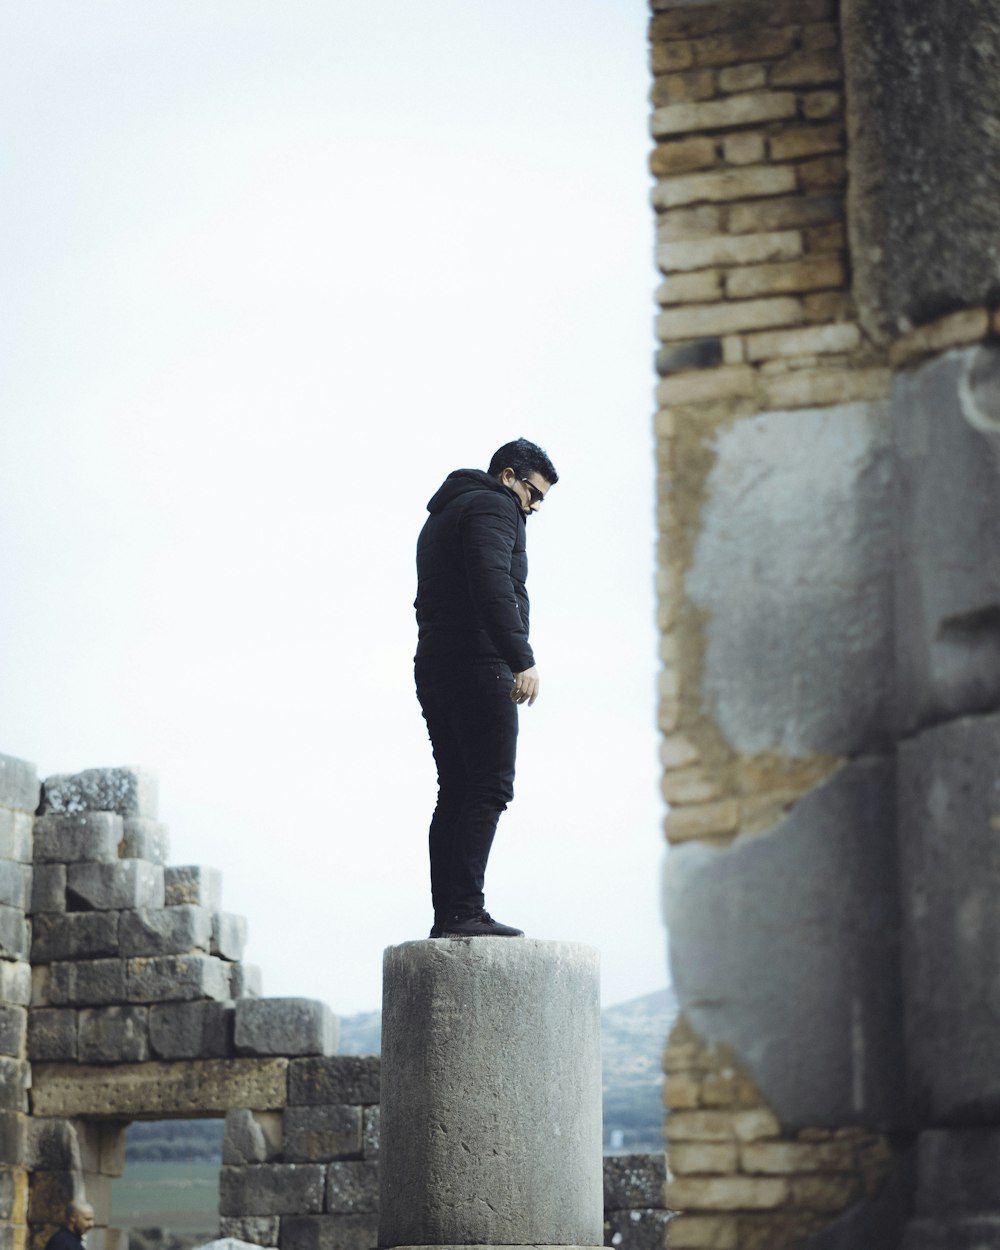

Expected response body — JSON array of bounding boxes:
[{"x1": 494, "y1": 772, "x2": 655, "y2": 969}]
[{"x1": 111, "y1": 1161, "x2": 220, "y2": 1235}]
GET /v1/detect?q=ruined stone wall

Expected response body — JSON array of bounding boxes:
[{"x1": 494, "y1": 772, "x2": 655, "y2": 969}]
[{"x1": 651, "y1": 0, "x2": 1000, "y2": 1247}]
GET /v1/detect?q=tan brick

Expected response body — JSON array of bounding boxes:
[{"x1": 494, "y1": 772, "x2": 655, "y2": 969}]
[
  {"x1": 666, "y1": 1073, "x2": 703, "y2": 1109},
  {"x1": 668, "y1": 1111, "x2": 737, "y2": 1143},
  {"x1": 651, "y1": 136, "x2": 718, "y2": 177},
  {"x1": 722, "y1": 335, "x2": 744, "y2": 364},
  {"x1": 760, "y1": 366, "x2": 891, "y2": 408},
  {"x1": 651, "y1": 42, "x2": 695, "y2": 75},
  {"x1": 803, "y1": 290, "x2": 853, "y2": 322},
  {"x1": 667, "y1": 1176, "x2": 789, "y2": 1211},
  {"x1": 727, "y1": 256, "x2": 844, "y2": 299},
  {"x1": 745, "y1": 322, "x2": 859, "y2": 361},
  {"x1": 802, "y1": 90, "x2": 842, "y2": 119},
  {"x1": 889, "y1": 308, "x2": 990, "y2": 367},
  {"x1": 651, "y1": 91, "x2": 797, "y2": 137},
  {"x1": 659, "y1": 165, "x2": 796, "y2": 209},
  {"x1": 656, "y1": 270, "x2": 724, "y2": 305},
  {"x1": 692, "y1": 29, "x2": 796, "y2": 68},
  {"x1": 666, "y1": 1215, "x2": 738, "y2": 1250},
  {"x1": 665, "y1": 799, "x2": 740, "y2": 844},
  {"x1": 769, "y1": 124, "x2": 844, "y2": 161},
  {"x1": 798, "y1": 155, "x2": 847, "y2": 190},
  {"x1": 722, "y1": 133, "x2": 765, "y2": 165},
  {"x1": 657, "y1": 365, "x2": 757, "y2": 405},
  {"x1": 717, "y1": 63, "x2": 766, "y2": 94},
  {"x1": 804, "y1": 221, "x2": 846, "y2": 252},
  {"x1": 769, "y1": 49, "x2": 841, "y2": 88},
  {"x1": 661, "y1": 734, "x2": 700, "y2": 770},
  {"x1": 789, "y1": 1174, "x2": 861, "y2": 1211},
  {"x1": 801, "y1": 21, "x2": 840, "y2": 52},
  {"x1": 662, "y1": 767, "x2": 723, "y2": 805},
  {"x1": 701, "y1": 1072, "x2": 762, "y2": 1108},
  {"x1": 659, "y1": 229, "x2": 802, "y2": 273},
  {"x1": 727, "y1": 193, "x2": 842, "y2": 234},
  {"x1": 651, "y1": 69, "x2": 716, "y2": 107},
  {"x1": 669, "y1": 1141, "x2": 740, "y2": 1175},
  {"x1": 656, "y1": 205, "x2": 724, "y2": 242},
  {"x1": 733, "y1": 1109, "x2": 782, "y2": 1142},
  {"x1": 741, "y1": 1140, "x2": 856, "y2": 1174},
  {"x1": 658, "y1": 297, "x2": 803, "y2": 340}
]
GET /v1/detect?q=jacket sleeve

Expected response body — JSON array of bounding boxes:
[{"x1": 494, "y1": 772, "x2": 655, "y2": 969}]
[{"x1": 459, "y1": 494, "x2": 535, "y2": 672}]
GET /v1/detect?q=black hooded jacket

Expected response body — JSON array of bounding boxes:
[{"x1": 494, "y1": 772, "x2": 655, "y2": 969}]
[{"x1": 414, "y1": 469, "x2": 535, "y2": 673}]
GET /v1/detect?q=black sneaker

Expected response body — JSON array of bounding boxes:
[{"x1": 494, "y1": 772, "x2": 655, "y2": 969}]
[
  {"x1": 441, "y1": 911, "x2": 525, "y2": 938},
  {"x1": 429, "y1": 921, "x2": 443, "y2": 938}
]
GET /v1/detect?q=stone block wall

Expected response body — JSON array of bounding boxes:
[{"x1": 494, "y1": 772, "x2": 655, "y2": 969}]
[{"x1": 603, "y1": 1153, "x2": 670, "y2": 1250}]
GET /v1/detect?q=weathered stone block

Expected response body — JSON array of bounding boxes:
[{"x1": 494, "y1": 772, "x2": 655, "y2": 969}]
[
  {"x1": 121, "y1": 818, "x2": 169, "y2": 863},
  {"x1": 219, "y1": 1164, "x2": 325, "y2": 1216},
  {"x1": 33, "y1": 814, "x2": 122, "y2": 865},
  {"x1": 74, "y1": 1121, "x2": 129, "y2": 1176},
  {"x1": 279, "y1": 1215, "x2": 377, "y2": 1250},
  {"x1": 164, "y1": 866, "x2": 221, "y2": 908},
  {"x1": 669, "y1": 1142, "x2": 739, "y2": 1175},
  {"x1": 0, "y1": 962, "x2": 31, "y2": 1007},
  {"x1": 603, "y1": 1153, "x2": 667, "y2": 1210},
  {"x1": 235, "y1": 1000, "x2": 338, "y2": 1058},
  {"x1": 219, "y1": 1217, "x2": 280, "y2": 1246},
  {"x1": 39, "y1": 768, "x2": 158, "y2": 819},
  {"x1": 78, "y1": 1007, "x2": 149, "y2": 1064},
  {"x1": 31, "y1": 1058, "x2": 288, "y2": 1117},
  {"x1": 288, "y1": 1058, "x2": 380, "y2": 1107},
  {"x1": 223, "y1": 1109, "x2": 283, "y2": 1165},
  {"x1": 660, "y1": 229, "x2": 803, "y2": 275},
  {"x1": 27, "y1": 1010, "x2": 77, "y2": 1062},
  {"x1": 604, "y1": 1210, "x2": 672, "y2": 1250},
  {"x1": 66, "y1": 861, "x2": 164, "y2": 911},
  {"x1": 28, "y1": 1169, "x2": 82, "y2": 1222},
  {"x1": 0, "y1": 1113, "x2": 26, "y2": 1167},
  {"x1": 47, "y1": 960, "x2": 128, "y2": 1007},
  {"x1": 656, "y1": 165, "x2": 797, "y2": 211},
  {"x1": 30, "y1": 865, "x2": 66, "y2": 915},
  {"x1": 212, "y1": 913, "x2": 248, "y2": 961},
  {"x1": 0, "y1": 909, "x2": 28, "y2": 961},
  {"x1": 0, "y1": 808, "x2": 33, "y2": 864},
  {"x1": 32, "y1": 912, "x2": 121, "y2": 963},
  {"x1": 126, "y1": 955, "x2": 231, "y2": 1003},
  {"x1": 325, "y1": 1161, "x2": 377, "y2": 1214},
  {"x1": 231, "y1": 963, "x2": 263, "y2": 999},
  {"x1": 148, "y1": 1000, "x2": 234, "y2": 1060},
  {"x1": 655, "y1": 339, "x2": 723, "y2": 376},
  {"x1": 657, "y1": 297, "x2": 803, "y2": 341},
  {"x1": 0, "y1": 865, "x2": 30, "y2": 913},
  {"x1": 651, "y1": 92, "x2": 796, "y2": 138},
  {"x1": 26, "y1": 1119, "x2": 80, "y2": 1171},
  {"x1": 0, "y1": 756, "x2": 38, "y2": 813},
  {"x1": 119, "y1": 905, "x2": 212, "y2": 957},
  {"x1": 0, "y1": 1008, "x2": 26, "y2": 1059},
  {"x1": 362, "y1": 1107, "x2": 379, "y2": 1159},
  {"x1": 666, "y1": 1176, "x2": 788, "y2": 1210},
  {"x1": 283, "y1": 1106, "x2": 361, "y2": 1163}
]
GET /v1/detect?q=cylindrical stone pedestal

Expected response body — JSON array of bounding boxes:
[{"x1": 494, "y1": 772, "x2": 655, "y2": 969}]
[{"x1": 378, "y1": 938, "x2": 603, "y2": 1250}]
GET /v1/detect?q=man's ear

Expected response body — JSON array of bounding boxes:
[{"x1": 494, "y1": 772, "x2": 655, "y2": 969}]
[{"x1": 499, "y1": 467, "x2": 516, "y2": 485}]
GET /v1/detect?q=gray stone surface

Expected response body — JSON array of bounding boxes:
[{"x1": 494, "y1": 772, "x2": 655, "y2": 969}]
[
  {"x1": 149, "y1": 1000, "x2": 234, "y2": 1059},
  {"x1": 843, "y1": 0, "x2": 1000, "y2": 341},
  {"x1": 898, "y1": 711, "x2": 1000, "y2": 1122},
  {"x1": 30, "y1": 864, "x2": 66, "y2": 913},
  {"x1": 231, "y1": 963, "x2": 262, "y2": 999},
  {"x1": 378, "y1": 938, "x2": 603, "y2": 1250},
  {"x1": 283, "y1": 1106, "x2": 362, "y2": 1163},
  {"x1": 122, "y1": 817, "x2": 170, "y2": 863},
  {"x1": 685, "y1": 401, "x2": 894, "y2": 755},
  {"x1": 218, "y1": 1219, "x2": 280, "y2": 1247},
  {"x1": 39, "y1": 766, "x2": 158, "y2": 818},
  {"x1": 25, "y1": 1117, "x2": 79, "y2": 1171},
  {"x1": 0, "y1": 808, "x2": 32, "y2": 863},
  {"x1": 0, "y1": 863, "x2": 30, "y2": 912},
  {"x1": 279, "y1": 1216, "x2": 378, "y2": 1250},
  {"x1": 119, "y1": 905, "x2": 213, "y2": 957},
  {"x1": 78, "y1": 1006, "x2": 150, "y2": 1064},
  {"x1": 362, "y1": 1107, "x2": 379, "y2": 1159},
  {"x1": 0, "y1": 1007, "x2": 26, "y2": 1058},
  {"x1": 165, "y1": 865, "x2": 222, "y2": 908},
  {"x1": 288, "y1": 1057, "x2": 380, "y2": 1108},
  {"x1": 33, "y1": 813, "x2": 122, "y2": 864},
  {"x1": 892, "y1": 348, "x2": 1000, "y2": 734},
  {"x1": 219, "y1": 1164, "x2": 326, "y2": 1216},
  {"x1": 32, "y1": 912, "x2": 121, "y2": 962},
  {"x1": 0, "y1": 1110, "x2": 27, "y2": 1166},
  {"x1": 0, "y1": 1058, "x2": 29, "y2": 1112},
  {"x1": 603, "y1": 1154, "x2": 667, "y2": 1211},
  {"x1": 235, "y1": 999, "x2": 338, "y2": 1058},
  {"x1": 75, "y1": 1120, "x2": 129, "y2": 1176},
  {"x1": 604, "y1": 1210, "x2": 672, "y2": 1250},
  {"x1": 914, "y1": 1129, "x2": 1000, "y2": 1218},
  {"x1": 0, "y1": 754, "x2": 39, "y2": 812},
  {"x1": 904, "y1": 1221, "x2": 1000, "y2": 1250},
  {"x1": 47, "y1": 959, "x2": 128, "y2": 1007},
  {"x1": 326, "y1": 1161, "x2": 377, "y2": 1214},
  {"x1": 67, "y1": 861, "x2": 165, "y2": 911},
  {"x1": 126, "y1": 955, "x2": 232, "y2": 1004},
  {"x1": 0, "y1": 907, "x2": 27, "y2": 961},
  {"x1": 664, "y1": 756, "x2": 906, "y2": 1128},
  {"x1": 27, "y1": 1009, "x2": 78, "y2": 1062},
  {"x1": 223, "y1": 1108, "x2": 283, "y2": 1165},
  {"x1": 0, "y1": 960, "x2": 31, "y2": 1006},
  {"x1": 212, "y1": 912, "x2": 248, "y2": 961}
]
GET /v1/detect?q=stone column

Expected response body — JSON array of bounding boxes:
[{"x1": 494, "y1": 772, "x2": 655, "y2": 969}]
[{"x1": 378, "y1": 938, "x2": 602, "y2": 1250}]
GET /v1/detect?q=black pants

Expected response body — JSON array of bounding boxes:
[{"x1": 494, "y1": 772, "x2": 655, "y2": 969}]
[{"x1": 415, "y1": 657, "x2": 518, "y2": 921}]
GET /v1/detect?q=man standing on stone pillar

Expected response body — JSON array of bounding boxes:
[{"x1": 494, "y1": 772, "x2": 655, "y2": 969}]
[{"x1": 414, "y1": 438, "x2": 557, "y2": 939}]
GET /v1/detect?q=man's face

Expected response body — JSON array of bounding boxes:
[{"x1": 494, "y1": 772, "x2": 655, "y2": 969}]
[
  {"x1": 501, "y1": 469, "x2": 552, "y2": 517},
  {"x1": 68, "y1": 1206, "x2": 95, "y2": 1236}
]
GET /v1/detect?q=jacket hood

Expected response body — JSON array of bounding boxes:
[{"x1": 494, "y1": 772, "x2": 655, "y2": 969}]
[{"x1": 426, "y1": 468, "x2": 515, "y2": 515}]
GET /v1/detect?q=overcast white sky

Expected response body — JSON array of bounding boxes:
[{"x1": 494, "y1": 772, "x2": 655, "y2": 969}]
[{"x1": 0, "y1": 1, "x2": 665, "y2": 1016}]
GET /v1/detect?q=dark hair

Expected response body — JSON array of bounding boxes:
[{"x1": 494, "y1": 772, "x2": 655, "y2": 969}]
[{"x1": 487, "y1": 438, "x2": 558, "y2": 485}]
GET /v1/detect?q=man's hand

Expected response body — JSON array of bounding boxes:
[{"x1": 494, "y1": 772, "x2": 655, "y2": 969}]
[{"x1": 511, "y1": 666, "x2": 540, "y2": 706}]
